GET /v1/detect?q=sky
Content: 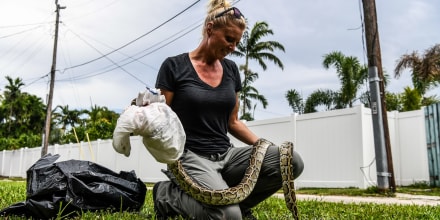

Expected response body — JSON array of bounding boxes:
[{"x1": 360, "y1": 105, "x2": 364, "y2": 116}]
[{"x1": 0, "y1": 0, "x2": 439, "y2": 120}]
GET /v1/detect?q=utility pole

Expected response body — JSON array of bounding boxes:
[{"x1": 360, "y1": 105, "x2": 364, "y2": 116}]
[
  {"x1": 41, "y1": 0, "x2": 66, "y2": 157},
  {"x1": 362, "y1": 0, "x2": 396, "y2": 192}
]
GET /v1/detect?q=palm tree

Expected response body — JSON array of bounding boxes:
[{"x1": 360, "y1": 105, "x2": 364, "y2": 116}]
[
  {"x1": 83, "y1": 105, "x2": 119, "y2": 141},
  {"x1": 384, "y1": 92, "x2": 402, "y2": 112},
  {"x1": 304, "y1": 89, "x2": 339, "y2": 113},
  {"x1": 234, "y1": 21, "x2": 285, "y2": 119},
  {"x1": 53, "y1": 105, "x2": 87, "y2": 132},
  {"x1": 21, "y1": 94, "x2": 46, "y2": 133},
  {"x1": 401, "y1": 87, "x2": 422, "y2": 111},
  {"x1": 285, "y1": 89, "x2": 304, "y2": 114},
  {"x1": 2, "y1": 76, "x2": 25, "y2": 133},
  {"x1": 322, "y1": 51, "x2": 368, "y2": 108},
  {"x1": 3, "y1": 76, "x2": 24, "y2": 99},
  {"x1": 423, "y1": 44, "x2": 440, "y2": 81},
  {"x1": 238, "y1": 66, "x2": 267, "y2": 120},
  {"x1": 0, "y1": 76, "x2": 46, "y2": 149},
  {"x1": 303, "y1": 51, "x2": 367, "y2": 113},
  {"x1": 394, "y1": 44, "x2": 440, "y2": 101},
  {"x1": 86, "y1": 104, "x2": 118, "y2": 125}
]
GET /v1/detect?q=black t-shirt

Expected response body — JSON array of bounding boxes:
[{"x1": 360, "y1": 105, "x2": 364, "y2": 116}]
[{"x1": 155, "y1": 53, "x2": 242, "y2": 155}]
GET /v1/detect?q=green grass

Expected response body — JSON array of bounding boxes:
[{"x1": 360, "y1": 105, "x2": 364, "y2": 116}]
[
  {"x1": 397, "y1": 182, "x2": 440, "y2": 196},
  {"x1": 296, "y1": 186, "x2": 390, "y2": 197},
  {"x1": 1, "y1": 180, "x2": 440, "y2": 219},
  {"x1": 296, "y1": 181, "x2": 440, "y2": 197}
]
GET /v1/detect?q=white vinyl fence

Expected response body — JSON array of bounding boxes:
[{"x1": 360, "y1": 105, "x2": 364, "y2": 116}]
[{"x1": 0, "y1": 105, "x2": 429, "y2": 189}]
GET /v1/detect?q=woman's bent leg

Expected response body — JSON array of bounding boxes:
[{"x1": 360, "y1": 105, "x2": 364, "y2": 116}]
[
  {"x1": 223, "y1": 145, "x2": 304, "y2": 210},
  {"x1": 154, "y1": 150, "x2": 243, "y2": 220}
]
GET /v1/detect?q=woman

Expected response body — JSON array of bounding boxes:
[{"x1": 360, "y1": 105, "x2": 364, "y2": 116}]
[{"x1": 153, "y1": 0, "x2": 304, "y2": 219}]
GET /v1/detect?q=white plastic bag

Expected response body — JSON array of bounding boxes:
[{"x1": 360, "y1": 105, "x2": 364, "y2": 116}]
[
  {"x1": 136, "y1": 88, "x2": 165, "y2": 106},
  {"x1": 112, "y1": 102, "x2": 185, "y2": 164}
]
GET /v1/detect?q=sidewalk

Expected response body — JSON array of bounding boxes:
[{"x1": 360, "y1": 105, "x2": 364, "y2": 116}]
[
  {"x1": 275, "y1": 193, "x2": 440, "y2": 206},
  {"x1": 145, "y1": 186, "x2": 440, "y2": 206}
]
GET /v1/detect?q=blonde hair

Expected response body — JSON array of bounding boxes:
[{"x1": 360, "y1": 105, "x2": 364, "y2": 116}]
[{"x1": 204, "y1": 0, "x2": 246, "y2": 31}]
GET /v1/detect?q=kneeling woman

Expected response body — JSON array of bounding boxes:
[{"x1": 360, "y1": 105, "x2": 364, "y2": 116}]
[{"x1": 153, "y1": 0, "x2": 304, "y2": 219}]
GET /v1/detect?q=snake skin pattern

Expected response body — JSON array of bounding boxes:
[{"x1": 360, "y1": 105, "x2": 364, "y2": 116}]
[{"x1": 168, "y1": 138, "x2": 298, "y2": 219}]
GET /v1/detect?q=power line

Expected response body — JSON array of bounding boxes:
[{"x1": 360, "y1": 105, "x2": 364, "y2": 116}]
[
  {"x1": 62, "y1": 0, "x2": 201, "y2": 71},
  {"x1": 0, "y1": 21, "x2": 53, "y2": 29},
  {"x1": 14, "y1": 0, "x2": 241, "y2": 87},
  {"x1": 13, "y1": 8, "x2": 203, "y2": 88},
  {"x1": 0, "y1": 25, "x2": 45, "y2": 39},
  {"x1": 64, "y1": 0, "x2": 122, "y2": 20},
  {"x1": 55, "y1": 18, "x2": 202, "y2": 82},
  {"x1": 2, "y1": 30, "x2": 50, "y2": 78},
  {"x1": 23, "y1": 74, "x2": 50, "y2": 89},
  {"x1": 67, "y1": 27, "x2": 148, "y2": 85}
]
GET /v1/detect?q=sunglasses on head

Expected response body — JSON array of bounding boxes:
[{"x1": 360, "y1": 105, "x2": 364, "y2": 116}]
[{"x1": 215, "y1": 7, "x2": 245, "y2": 19}]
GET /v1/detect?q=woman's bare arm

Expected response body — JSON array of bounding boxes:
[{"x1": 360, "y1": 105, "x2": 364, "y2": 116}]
[{"x1": 228, "y1": 93, "x2": 259, "y2": 145}]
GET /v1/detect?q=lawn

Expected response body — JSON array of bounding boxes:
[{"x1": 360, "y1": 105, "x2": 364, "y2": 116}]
[{"x1": 1, "y1": 180, "x2": 439, "y2": 219}]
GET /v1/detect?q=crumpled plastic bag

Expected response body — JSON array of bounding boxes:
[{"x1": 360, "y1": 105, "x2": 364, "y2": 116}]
[
  {"x1": 0, "y1": 154, "x2": 147, "y2": 219},
  {"x1": 136, "y1": 87, "x2": 165, "y2": 106},
  {"x1": 112, "y1": 102, "x2": 185, "y2": 164}
]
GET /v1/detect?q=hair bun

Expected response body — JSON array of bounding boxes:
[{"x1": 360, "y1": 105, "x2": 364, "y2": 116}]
[{"x1": 207, "y1": 0, "x2": 231, "y2": 14}]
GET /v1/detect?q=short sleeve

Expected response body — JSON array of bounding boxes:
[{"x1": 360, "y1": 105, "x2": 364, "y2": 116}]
[{"x1": 155, "y1": 57, "x2": 176, "y2": 92}]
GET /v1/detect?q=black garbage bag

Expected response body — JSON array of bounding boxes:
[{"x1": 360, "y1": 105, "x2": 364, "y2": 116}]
[{"x1": 0, "y1": 154, "x2": 147, "y2": 219}]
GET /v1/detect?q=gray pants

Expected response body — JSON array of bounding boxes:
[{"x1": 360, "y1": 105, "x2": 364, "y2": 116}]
[{"x1": 154, "y1": 144, "x2": 304, "y2": 220}]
